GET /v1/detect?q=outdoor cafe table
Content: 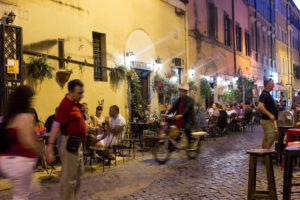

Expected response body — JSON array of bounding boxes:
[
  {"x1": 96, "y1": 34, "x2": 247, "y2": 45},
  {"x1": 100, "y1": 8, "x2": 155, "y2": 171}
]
[
  {"x1": 129, "y1": 122, "x2": 150, "y2": 139},
  {"x1": 277, "y1": 125, "x2": 295, "y2": 163}
]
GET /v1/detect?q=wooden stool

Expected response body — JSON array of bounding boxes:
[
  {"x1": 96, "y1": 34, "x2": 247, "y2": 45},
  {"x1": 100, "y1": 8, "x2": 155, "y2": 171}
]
[{"x1": 247, "y1": 149, "x2": 277, "y2": 200}]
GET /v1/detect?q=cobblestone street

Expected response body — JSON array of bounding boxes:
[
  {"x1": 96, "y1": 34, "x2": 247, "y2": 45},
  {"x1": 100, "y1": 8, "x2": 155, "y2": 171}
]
[{"x1": 0, "y1": 126, "x2": 296, "y2": 199}]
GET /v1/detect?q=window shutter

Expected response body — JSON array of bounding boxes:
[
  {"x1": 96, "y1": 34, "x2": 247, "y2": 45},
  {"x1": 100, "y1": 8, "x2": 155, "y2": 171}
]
[{"x1": 214, "y1": 6, "x2": 218, "y2": 40}]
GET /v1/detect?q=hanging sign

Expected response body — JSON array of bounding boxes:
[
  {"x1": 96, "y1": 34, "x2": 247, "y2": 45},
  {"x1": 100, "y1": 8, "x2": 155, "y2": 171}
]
[
  {"x1": 7, "y1": 59, "x2": 19, "y2": 74},
  {"x1": 131, "y1": 61, "x2": 153, "y2": 71}
]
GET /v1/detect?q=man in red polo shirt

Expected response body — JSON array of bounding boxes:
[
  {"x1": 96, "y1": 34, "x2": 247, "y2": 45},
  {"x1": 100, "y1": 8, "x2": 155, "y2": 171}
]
[{"x1": 46, "y1": 79, "x2": 86, "y2": 200}]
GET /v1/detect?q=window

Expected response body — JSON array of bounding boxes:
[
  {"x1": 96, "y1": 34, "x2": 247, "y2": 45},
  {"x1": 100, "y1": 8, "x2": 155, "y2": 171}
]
[
  {"x1": 275, "y1": 24, "x2": 277, "y2": 38},
  {"x1": 262, "y1": 33, "x2": 266, "y2": 55},
  {"x1": 266, "y1": 1, "x2": 270, "y2": 21},
  {"x1": 256, "y1": 0, "x2": 259, "y2": 11},
  {"x1": 171, "y1": 67, "x2": 182, "y2": 84},
  {"x1": 58, "y1": 39, "x2": 64, "y2": 69},
  {"x1": 262, "y1": 0, "x2": 265, "y2": 17},
  {"x1": 257, "y1": 29, "x2": 260, "y2": 51},
  {"x1": 245, "y1": 32, "x2": 251, "y2": 56},
  {"x1": 275, "y1": 53, "x2": 278, "y2": 71},
  {"x1": 280, "y1": 56, "x2": 282, "y2": 74},
  {"x1": 244, "y1": 0, "x2": 248, "y2": 4},
  {"x1": 271, "y1": 5, "x2": 274, "y2": 24},
  {"x1": 279, "y1": 27, "x2": 281, "y2": 41},
  {"x1": 208, "y1": 2, "x2": 218, "y2": 40},
  {"x1": 251, "y1": 25, "x2": 255, "y2": 50},
  {"x1": 236, "y1": 25, "x2": 242, "y2": 52},
  {"x1": 224, "y1": 13, "x2": 231, "y2": 46},
  {"x1": 284, "y1": 32, "x2": 287, "y2": 44},
  {"x1": 250, "y1": 0, "x2": 254, "y2": 7},
  {"x1": 93, "y1": 32, "x2": 107, "y2": 81}
]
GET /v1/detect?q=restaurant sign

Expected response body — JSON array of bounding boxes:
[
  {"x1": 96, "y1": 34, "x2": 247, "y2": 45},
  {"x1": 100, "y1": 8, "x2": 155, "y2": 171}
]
[
  {"x1": 7, "y1": 59, "x2": 19, "y2": 74},
  {"x1": 131, "y1": 61, "x2": 153, "y2": 71}
]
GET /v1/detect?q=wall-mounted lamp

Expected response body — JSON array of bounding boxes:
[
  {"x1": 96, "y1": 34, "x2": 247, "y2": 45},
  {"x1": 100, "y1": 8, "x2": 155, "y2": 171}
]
[
  {"x1": 125, "y1": 51, "x2": 136, "y2": 67},
  {"x1": 188, "y1": 68, "x2": 195, "y2": 78},
  {"x1": 155, "y1": 56, "x2": 162, "y2": 64},
  {"x1": 126, "y1": 51, "x2": 136, "y2": 62},
  {"x1": 5, "y1": 11, "x2": 16, "y2": 24}
]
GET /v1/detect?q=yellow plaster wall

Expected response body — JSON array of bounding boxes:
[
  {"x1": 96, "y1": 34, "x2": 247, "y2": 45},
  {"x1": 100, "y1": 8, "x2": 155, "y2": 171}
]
[{"x1": 9, "y1": 0, "x2": 186, "y2": 121}]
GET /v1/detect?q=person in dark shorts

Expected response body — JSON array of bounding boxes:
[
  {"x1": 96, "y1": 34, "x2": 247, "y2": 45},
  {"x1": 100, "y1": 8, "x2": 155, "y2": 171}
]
[{"x1": 257, "y1": 78, "x2": 278, "y2": 149}]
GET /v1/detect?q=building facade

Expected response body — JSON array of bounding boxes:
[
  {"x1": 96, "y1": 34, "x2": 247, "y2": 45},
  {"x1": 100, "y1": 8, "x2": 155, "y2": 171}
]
[
  {"x1": 0, "y1": 0, "x2": 188, "y2": 121},
  {"x1": 289, "y1": 0, "x2": 300, "y2": 95},
  {"x1": 187, "y1": 0, "x2": 275, "y2": 106},
  {"x1": 187, "y1": 0, "x2": 300, "y2": 107}
]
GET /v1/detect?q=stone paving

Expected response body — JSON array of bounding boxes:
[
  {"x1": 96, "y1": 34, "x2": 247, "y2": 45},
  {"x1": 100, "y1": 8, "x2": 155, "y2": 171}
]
[{"x1": 1, "y1": 126, "x2": 299, "y2": 199}]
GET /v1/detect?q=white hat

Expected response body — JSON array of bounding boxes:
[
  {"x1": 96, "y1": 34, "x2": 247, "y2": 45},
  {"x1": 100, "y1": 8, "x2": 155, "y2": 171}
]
[{"x1": 178, "y1": 83, "x2": 189, "y2": 91}]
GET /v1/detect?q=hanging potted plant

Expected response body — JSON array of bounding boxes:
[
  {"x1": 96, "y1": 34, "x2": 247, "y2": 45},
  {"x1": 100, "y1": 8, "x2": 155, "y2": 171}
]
[
  {"x1": 109, "y1": 64, "x2": 128, "y2": 90},
  {"x1": 152, "y1": 72, "x2": 168, "y2": 92},
  {"x1": 56, "y1": 56, "x2": 73, "y2": 86},
  {"x1": 56, "y1": 69, "x2": 73, "y2": 83},
  {"x1": 26, "y1": 56, "x2": 55, "y2": 83}
]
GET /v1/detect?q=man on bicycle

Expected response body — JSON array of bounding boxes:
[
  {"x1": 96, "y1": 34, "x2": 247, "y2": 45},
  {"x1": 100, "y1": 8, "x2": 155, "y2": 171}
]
[{"x1": 167, "y1": 83, "x2": 195, "y2": 148}]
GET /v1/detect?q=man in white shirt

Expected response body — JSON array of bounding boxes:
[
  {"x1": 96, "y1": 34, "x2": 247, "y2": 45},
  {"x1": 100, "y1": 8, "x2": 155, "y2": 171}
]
[
  {"x1": 226, "y1": 104, "x2": 237, "y2": 116},
  {"x1": 96, "y1": 105, "x2": 126, "y2": 148}
]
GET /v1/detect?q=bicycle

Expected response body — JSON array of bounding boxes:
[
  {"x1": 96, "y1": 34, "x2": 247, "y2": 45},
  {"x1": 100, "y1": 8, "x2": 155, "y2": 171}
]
[{"x1": 151, "y1": 117, "x2": 204, "y2": 164}]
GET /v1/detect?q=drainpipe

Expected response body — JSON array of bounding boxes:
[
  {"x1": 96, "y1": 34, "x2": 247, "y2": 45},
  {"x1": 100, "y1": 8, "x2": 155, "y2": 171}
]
[{"x1": 232, "y1": 0, "x2": 237, "y2": 76}]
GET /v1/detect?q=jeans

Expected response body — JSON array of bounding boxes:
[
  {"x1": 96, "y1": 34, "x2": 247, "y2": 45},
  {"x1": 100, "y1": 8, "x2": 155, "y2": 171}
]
[
  {"x1": 59, "y1": 135, "x2": 84, "y2": 200},
  {"x1": 0, "y1": 156, "x2": 37, "y2": 200}
]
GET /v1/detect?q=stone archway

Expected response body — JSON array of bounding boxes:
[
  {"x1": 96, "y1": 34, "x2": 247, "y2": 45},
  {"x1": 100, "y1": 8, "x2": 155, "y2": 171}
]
[{"x1": 125, "y1": 29, "x2": 158, "y2": 118}]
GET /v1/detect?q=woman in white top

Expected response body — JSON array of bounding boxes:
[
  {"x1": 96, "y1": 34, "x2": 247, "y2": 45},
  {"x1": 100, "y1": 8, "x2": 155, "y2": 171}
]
[{"x1": 93, "y1": 106, "x2": 105, "y2": 127}]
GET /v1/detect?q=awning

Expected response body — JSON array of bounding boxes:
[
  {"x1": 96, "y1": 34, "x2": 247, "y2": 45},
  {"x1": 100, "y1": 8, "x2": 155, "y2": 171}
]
[
  {"x1": 255, "y1": 80, "x2": 286, "y2": 91},
  {"x1": 274, "y1": 84, "x2": 286, "y2": 91}
]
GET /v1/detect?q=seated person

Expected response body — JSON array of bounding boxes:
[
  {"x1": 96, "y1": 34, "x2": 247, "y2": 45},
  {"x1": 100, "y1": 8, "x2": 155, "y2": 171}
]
[
  {"x1": 95, "y1": 105, "x2": 126, "y2": 159},
  {"x1": 226, "y1": 104, "x2": 237, "y2": 123},
  {"x1": 232, "y1": 102, "x2": 242, "y2": 116},
  {"x1": 134, "y1": 104, "x2": 145, "y2": 122},
  {"x1": 145, "y1": 104, "x2": 155, "y2": 123},
  {"x1": 45, "y1": 107, "x2": 57, "y2": 133},
  {"x1": 29, "y1": 108, "x2": 46, "y2": 135},
  {"x1": 93, "y1": 106, "x2": 106, "y2": 127},
  {"x1": 163, "y1": 104, "x2": 174, "y2": 117},
  {"x1": 82, "y1": 103, "x2": 96, "y2": 132},
  {"x1": 209, "y1": 103, "x2": 220, "y2": 117},
  {"x1": 243, "y1": 103, "x2": 253, "y2": 123}
]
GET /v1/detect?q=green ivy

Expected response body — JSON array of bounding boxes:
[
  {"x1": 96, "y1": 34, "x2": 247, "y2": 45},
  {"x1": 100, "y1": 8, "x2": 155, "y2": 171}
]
[
  {"x1": 237, "y1": 76, "x2": 254, "y2": 103},
  {"x1": 188, "y1": 80, "x2": 198, "y2": 91},
  {"x1": 26, "y1": 56, "x2": 55, "y2": 82},
  {"x1": 109, "y1": 64, "x2": 128, "y2": 90},
  {"x1": 130, "y1": 70, "x2": 146, "y2": 118},
  {"x1": 200, "y1": 78, "x2": 212, "y2": 98},
  {"x1": 152, "y1": 72, "x2": 178, "y2": 104},
  {"x1": 222, "y1": 88, "x2": 242, "y2": 104}
]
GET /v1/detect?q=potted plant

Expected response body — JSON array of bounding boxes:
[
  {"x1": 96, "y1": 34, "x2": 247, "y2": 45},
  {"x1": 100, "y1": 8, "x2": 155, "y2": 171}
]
[
  {"x1": 200, "y1": 78, "x2": 212, "y2": 99},
  {"x1": 56, "y1": 69, "x2": 73, "y2": 83},
  {"x1": 109, "y1": 64, "x2": 128, "y2": 90},
  {"x1": 26, "y1": 56, "x2": 55, "y2": 83},
  {"x1": 55, "y1": 56, "x2": 73, "y2": 86}
]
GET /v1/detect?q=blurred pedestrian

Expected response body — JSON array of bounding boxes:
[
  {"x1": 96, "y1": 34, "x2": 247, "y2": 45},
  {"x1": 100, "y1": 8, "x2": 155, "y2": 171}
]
[
  {"x1": 257, "y1": 78, "x2": 278, "y2": 149},
  {"x1": 168, "y1": 84, "x2": 195, "y2": 148},
  {"x1": 292, "y1": 91, "x2": 300, "y2": 109},
  {"x1": 46, "y1": 79, "x2": 86, "y2": 200},
  {"x1": 0, "y1": 86, "x2": 43, "y2": 200},
  {"x1": 279, "y1": 95, "x2": 286, "y2": 111}
]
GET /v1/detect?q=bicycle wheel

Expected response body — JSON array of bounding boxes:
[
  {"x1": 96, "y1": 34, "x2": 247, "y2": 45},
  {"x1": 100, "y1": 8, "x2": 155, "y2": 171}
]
[
  {"x1": 186, "y1": 138, "x2": 200, "y2": 160},
  {"x1": 152, "y1": 137, "x2": 172, "y2": 164}
]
